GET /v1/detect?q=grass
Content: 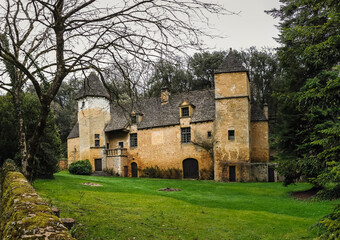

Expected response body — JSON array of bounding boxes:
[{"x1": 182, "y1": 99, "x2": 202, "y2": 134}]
[{"x1": 33, "y1": 171, "x2": 340, "y2": 240}]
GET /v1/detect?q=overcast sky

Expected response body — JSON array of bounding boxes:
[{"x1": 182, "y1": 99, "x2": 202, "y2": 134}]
[{"x1": 201, "y1": 0, "x2": 281, "y2": 51}]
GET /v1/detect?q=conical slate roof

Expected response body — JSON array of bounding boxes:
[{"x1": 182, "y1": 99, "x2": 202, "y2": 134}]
[
  {"x1": 75, "y1": 72, "x2": 110, "y2": 100},
  {"x1": 215, "y1": 49, "x2": 247, "y2": 74}
]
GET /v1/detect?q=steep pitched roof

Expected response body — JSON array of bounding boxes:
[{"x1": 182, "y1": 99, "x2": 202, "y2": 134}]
[
  {"x1": 104, "y1": 89, "x2": 216, "y2": 132},
  {"x1": 251, "y1": 102, "x2": 267, "y2": 121},
  {"x1": 215, "y1": 50, "x2": 247, "y2": 74},
  {"x1": 67, "y1": 122, "x2": 79, "y2": 139},
  {"x1": 75, "y1": 72, "x2": 110, "y2": 100}
]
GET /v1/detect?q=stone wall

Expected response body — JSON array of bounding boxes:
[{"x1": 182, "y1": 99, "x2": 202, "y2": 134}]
[
  {"x1": 250, "y1": 121, "x2": 270, "y2": 162},
  {"x1": 0, "y1": 162, "x2": 74, "y2": 240}
]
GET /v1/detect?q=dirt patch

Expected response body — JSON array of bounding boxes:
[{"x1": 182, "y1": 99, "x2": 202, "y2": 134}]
[
  {"x1": 82, "y1": 182, "x2": 103, "y2": 187},
  {"x1": 291, "y1": 187, "x2": 321, "y2": 200},
  {"x1": 158, "y1": 187, "x2": 181, "y2": 192}
]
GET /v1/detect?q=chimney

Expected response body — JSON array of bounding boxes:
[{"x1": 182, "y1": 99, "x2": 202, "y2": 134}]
[
  {"x1": 263, "y1": 103, "x2": 269, "y2": 120},
  {"x1": 161, "y1": 87, "x2": 170, "y2": 105}
]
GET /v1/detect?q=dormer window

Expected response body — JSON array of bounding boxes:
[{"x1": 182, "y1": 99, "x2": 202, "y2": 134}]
[
  {"x1": 179, "y1": 101, "x2": 195, "y2": 118},
  {"x1": 131, "y1": 115, "x2": 137, "y2": 124},
  {"x1": 181, "y1": 107, "x2": 189, "y2": 117}
]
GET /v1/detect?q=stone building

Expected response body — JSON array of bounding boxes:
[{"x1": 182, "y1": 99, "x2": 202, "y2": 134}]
[{"x1": 67, "y1": 51, "x2": 274, "y2": 181}]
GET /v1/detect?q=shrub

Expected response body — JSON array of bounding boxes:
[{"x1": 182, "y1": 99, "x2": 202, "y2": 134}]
[
  {"x1": 141, "y1": 166, "x2": 182, "y2": 179},
  {"x1": 103, "y1": 168, "x2": 120, "y2": 176},
  {"x1": 315, "y1": 204, "x2": 340, "y2": 240},
  {"x1": 68, "y1": 159, "x2": 92, "y2": 175},
  {"x1": 200, "y1": 168, "x2": 214, "y2": 180}
]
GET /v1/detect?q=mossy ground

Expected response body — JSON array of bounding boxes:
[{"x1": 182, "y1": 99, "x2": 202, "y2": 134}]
[{"x1": 34, "y1": 171, "x2": 340, "y2": 240}]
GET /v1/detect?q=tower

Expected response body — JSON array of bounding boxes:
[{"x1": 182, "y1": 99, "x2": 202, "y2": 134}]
[
  {"x1": 75, "y1": 72, "x2": 111, "y2": 171},
  {"x1": 213, "y1": 50, "x2": 251, "y2": 181}
]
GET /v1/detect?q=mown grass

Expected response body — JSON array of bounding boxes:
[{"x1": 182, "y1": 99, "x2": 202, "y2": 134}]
[{"x1": 33, "y1": 171, "x2": 339, "y2": 240}]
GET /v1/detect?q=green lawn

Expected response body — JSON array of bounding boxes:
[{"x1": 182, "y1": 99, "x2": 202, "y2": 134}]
[{"x1": 33, "y1": 171, "x2": 339, "y2": 240}]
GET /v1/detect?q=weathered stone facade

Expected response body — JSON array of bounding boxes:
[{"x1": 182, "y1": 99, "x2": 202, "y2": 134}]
[{"x1": 67, "y1": 51, "x2": 273, "y2": 181}]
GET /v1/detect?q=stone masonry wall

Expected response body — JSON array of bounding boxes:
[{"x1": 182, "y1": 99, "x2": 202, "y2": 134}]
[{"x1": 0, "y1": 162, "x2": 74, "y2": 240}]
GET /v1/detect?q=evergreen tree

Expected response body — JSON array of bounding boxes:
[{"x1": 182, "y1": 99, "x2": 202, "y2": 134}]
[{"x1": 268, "y1": 0, "x2": 340, "y2": 187}]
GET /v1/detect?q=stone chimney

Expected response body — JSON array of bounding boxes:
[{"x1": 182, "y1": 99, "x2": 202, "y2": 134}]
[
  {"x1": 263, "y1": 103, "x2": 269, "y2": 120},
  {"x1": 161, "y1": 87, "x2": 170, "y2": 105}
]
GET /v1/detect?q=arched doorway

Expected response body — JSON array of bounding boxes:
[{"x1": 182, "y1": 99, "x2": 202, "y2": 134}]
[
  {"x1": 131, "y1": 162, "x2": 138, "y2": 177},
  {"x1": 183, "y1": 158, "x2": 199, "y2": 179}
]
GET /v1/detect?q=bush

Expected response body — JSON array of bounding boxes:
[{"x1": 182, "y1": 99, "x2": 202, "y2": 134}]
[
  {"x1": 141, "y1": 166, "x2": 182, "y2": 179},
  {"x1": 68, "y1": 159, "x2": 92, "y2": 175},
  {"x1": 315, "y1": 204, "x2": 340, "y2": 240},
  {"x1": 103, "y1": 168, "x2": 120, "y2": 176},
  {"x1": 200, "y1": 168, "x2": 214, "y2": 180}
]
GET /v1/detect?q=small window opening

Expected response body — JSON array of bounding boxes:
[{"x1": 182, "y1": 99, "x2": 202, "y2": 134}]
[
  {"x1": 95, "y1": 134, "x2": 100, "y2": 147},
  {"x1": 118, "y1": 142, "x2": 124, "y2": 148},
  {"x1": 131, "y1": 115, "x2": 137, "y2": 124},
  {"x1": 207, "y1": 131, "x2": 212, "y2": 138},
  {"x1": 228, "y1": 130, "x2": 235, "y2": 141},
  {"x1": 181, "y1": 107, "x2": 189, "y2": 117}
]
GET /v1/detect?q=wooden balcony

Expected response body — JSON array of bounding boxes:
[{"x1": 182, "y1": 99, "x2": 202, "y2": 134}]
[{"x1": 106, "y1": 148, "x2": 127, "y2": 157}]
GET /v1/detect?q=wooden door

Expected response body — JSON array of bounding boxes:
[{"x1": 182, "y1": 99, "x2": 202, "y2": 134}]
[
  {"x1": 183, "y1": 158, "x2": 199, "y2": 179},
  {"x1": 131, "y1": 162, "x2": 138, "y2": 177},
  {"x1": 268, "y1": 166, "x2": 275, "y2": 182},
  {"x1": 95, "y1": 159, "x2": 102, "y2": 171},
  {"x1": 229, "y1": 166, "x2": 236, "y2": 182}
]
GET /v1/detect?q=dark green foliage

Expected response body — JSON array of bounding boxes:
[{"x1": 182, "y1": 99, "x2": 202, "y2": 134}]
[
  {"x1": 268, "y1": 0, "x2": 340, "y2": 187},
  {"x1": 0, "y1": 95, "x2": 18, "y2": 164},
  {"x1": 0, "y1": 94, "x2": 61, "y2": 178},
  {"x1": 188, "y1": 51, "x2": 226, "y2": 89},
  {"x1": 315, "y1": 204, "x2": 340, "y2": 240},
  {"x1": 235, "y1": 47, "x2": 282, "y2": 112},
  {"x1": 22, "y1": 94, "x2": 62, "y2": 179},
  {"x1": 69, "y1": 159, "x2": 92, "y2": 175},
  {"x1": 52, "y1": 78, "x2": 81, "y2": 157},
  {"x1": 147, "y1": 60, "x2": 193, "y2": 97},
  {"x1": 141, "y1": 166, "x2": 182, "y2": 179}
]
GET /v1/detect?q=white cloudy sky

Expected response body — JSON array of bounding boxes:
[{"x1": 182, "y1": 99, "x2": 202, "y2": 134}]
[{"x1": 201, "y1": 0, "x2": 282, "y2": 51}]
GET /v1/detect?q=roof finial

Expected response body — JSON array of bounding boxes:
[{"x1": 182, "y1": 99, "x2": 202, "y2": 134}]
[{"x1": 230, "y1": 48, "x2": 232, "y2": 53}]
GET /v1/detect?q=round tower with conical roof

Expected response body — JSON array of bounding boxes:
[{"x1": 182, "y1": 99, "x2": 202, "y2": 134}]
[{"x1": 74, "y1": 72, "x2": 111, "y2": 171}]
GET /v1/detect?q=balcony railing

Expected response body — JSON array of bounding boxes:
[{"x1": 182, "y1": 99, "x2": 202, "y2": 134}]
[{"x1": 106, "y1": 148, "x2": 127, "y2": 157}]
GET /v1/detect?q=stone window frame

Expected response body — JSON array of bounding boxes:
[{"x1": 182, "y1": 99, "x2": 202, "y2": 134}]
[
  {"x1": 181, "y1": 107, "x2": 190, "y2": 117},
  {"x1": 130, "y1": 133, "x2": 138, "y2": 148},
  {"x1": 181, "y1": 127, "x2": 191, "y2": 143},
  {"x1": 94, "y1": 134, "x2": 100, "y2": 147}
]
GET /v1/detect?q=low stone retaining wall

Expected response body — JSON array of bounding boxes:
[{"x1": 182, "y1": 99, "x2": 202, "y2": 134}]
[{"x1": 0, "y1": 162, "x2": 75, "y2": 240}]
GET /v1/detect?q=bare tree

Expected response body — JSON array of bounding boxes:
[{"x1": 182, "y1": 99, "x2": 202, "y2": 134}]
[{"x1": 0, "y1": 0, "x2": 230, "y2": 180}]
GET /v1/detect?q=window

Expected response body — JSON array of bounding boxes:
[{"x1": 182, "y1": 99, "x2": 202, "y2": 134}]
[
  {"x1": 207, "y1": 131, "x2": 212, "y2": 138},
  {"x1": 118, "y1": 141, "x2": 124, "y2": 148},
  {"x1": 106, "y1": 143, "x2": 110, "y2": 149},
  {"x1": 130, "y1": 133, "x2": 137, "y2": 148},
  {"x1": 131, "y1": 115, "x2": 137, "y2": 124},
  {"x1": 94, "y1": 134, "x2": 100, "y2": 147},
  {"x1": 181, "y1": 107, "x2": 189, "y2": 117},
  {"x1": 181, "y1": 127, "x2": 191, "y2": 143},
  {"x1": 228, "y1": 130, "x2": 235, "y2": 141}
]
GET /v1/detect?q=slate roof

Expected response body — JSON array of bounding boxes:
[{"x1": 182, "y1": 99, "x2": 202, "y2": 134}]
[
  {"x1": 67, "y1": 122, "x2": 79, "y2": 139},
  {"x1": 68, "y1": 89, "x2": 267, "y2": 138},
  {"x1": 215, "y1": 50, "x2": 247, "y2": 74},
  {"x1": 251, "y1": 102, "x2": 267, "y2": 121},
  {"x1": 74, "y1": 72, "x2": 110, "y2": 100},
  {"x1": 105, "y1": 89, "x2": 216, "y2": 132}
]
